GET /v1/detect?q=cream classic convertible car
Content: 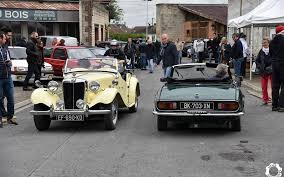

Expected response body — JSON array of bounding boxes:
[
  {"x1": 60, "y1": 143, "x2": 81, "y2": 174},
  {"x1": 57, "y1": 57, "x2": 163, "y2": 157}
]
[{"x1": 30, "y1": 57, "x2": 140, "y2": 131}]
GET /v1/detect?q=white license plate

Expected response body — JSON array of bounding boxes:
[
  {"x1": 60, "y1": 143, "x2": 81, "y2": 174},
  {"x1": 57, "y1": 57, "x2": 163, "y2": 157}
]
[
  {"x1": 180, "y1": 102, "x2": 214, "y2": 110},
  {"x1": 56, "y1": 114, "x2": 84, "y2": 121}
]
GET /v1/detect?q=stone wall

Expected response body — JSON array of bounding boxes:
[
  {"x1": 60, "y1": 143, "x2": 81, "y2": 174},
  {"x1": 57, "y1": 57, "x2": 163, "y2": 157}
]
[
  {"x1": 156, "y1": 4, "x2": 186, "y2": 41},
  {"x1": 80, "y1": 0, "x2": 109, "y2": 46}
]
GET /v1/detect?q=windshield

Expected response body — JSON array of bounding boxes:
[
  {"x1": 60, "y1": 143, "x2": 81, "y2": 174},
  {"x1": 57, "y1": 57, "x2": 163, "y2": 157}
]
[
  {"x1": 65, "y1": 58, "x2": 118, "y2": 73},
  {"x1": 90, "y1": 48, "x2": 107, "y2": 56},
  {"x1": 8, "y1": 48, "x2": 27, "y2": 59},
  {"x1": 172, "y1": 64, "x2": 229, "y2": 81},
  {"x1": 67, "y1": 48, "x2": 95, "y2": 59}
]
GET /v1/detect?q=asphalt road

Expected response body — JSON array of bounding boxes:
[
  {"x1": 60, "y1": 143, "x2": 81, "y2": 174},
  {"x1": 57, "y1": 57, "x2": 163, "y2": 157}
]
[{"x1": 1, "y1": 66, "x2": 284, "y2": 177}]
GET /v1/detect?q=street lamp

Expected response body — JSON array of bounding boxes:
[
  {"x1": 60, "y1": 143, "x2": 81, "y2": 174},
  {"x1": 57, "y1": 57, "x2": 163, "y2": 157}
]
[{"x1": 145, "y1": 0, "x2": 152, "y2": 40}]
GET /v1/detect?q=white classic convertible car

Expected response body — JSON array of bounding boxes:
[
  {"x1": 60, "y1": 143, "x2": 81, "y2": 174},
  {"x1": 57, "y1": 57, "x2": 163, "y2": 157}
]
[{"x1": 9, "y1": 46, "x2": 54, "y2": 83}]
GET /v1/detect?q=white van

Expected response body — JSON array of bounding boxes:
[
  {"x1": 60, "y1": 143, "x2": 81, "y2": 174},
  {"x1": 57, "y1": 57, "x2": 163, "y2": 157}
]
[{"x1": 40, "y1": 36, "x2": 78, "y2": 47}]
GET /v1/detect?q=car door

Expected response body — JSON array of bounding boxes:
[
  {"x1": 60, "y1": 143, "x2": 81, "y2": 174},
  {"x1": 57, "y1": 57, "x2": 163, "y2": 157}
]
[{"x1": 48, "y1": 48, "x2": 67, "y2": 76}]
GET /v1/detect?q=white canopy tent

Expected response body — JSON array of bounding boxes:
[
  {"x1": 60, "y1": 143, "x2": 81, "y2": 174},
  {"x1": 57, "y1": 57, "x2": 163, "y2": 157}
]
[{"x1": 228, "y1": 0, "x2": 284, "y2": 80}]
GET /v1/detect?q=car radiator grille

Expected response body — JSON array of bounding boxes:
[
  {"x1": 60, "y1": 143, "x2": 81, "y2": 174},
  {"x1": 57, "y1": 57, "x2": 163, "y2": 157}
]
[{"x1": 63, "y1": 81, "x2": 85, "y2": 109}]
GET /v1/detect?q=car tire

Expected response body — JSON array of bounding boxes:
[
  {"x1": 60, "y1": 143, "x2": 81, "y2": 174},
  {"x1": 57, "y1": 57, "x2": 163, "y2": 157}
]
[
  {"x1": 157, "y1": 116, "x2": 167, "y2": 131},
  {"x1": 231, "y1": 117, "x2": 241, "y2": 131},
  {"x1": 104, "y1": 99, "x2": 118, "y2": 130},
  {"x1": 33, "y1": 104, "x2": 51, "y2": 131},
  {"x1": 129, "y1": 92, "x2": 138, "y2": 113}
]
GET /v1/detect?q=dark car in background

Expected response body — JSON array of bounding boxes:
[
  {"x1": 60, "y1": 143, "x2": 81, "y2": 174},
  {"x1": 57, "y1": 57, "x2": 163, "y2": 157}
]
[
  {"x1": 182, "y1": 42, "x2": 193, "y2": 57},
  {"x1": 97, "y1": 41, "x2": 127, "y2": 50}
]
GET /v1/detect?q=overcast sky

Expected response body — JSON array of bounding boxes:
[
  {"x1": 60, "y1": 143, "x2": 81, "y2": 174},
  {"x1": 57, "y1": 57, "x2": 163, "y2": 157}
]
[{"x1": 117, "y1": 0, "x2": 228, "y2": 27}]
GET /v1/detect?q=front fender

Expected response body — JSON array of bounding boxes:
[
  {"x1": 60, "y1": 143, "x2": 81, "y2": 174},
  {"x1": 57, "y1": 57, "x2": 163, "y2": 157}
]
[
  {"x1": 86, "y1": 88, "x2": 119, "y2": 108},
  {"x1": 128, "y1": 76, "x2": 140, "y2": 107},
  {"x1": 30, "y1": 88, "x2": 60, "y2": 107}
]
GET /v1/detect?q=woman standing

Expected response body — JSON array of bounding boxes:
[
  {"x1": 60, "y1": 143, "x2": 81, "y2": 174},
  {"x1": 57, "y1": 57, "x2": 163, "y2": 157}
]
[
  {"x1": 145, "y1": 39, "x2": 156, "y2": 73},
  {"x1": 256, "y1": 38, "x2": 272, "y2": 105}
]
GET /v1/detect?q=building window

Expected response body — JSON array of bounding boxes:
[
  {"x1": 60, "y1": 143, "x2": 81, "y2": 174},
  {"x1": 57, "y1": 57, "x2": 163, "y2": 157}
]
[{"x1": 186, "y1": 30, "x2": 191, "y2": 37}]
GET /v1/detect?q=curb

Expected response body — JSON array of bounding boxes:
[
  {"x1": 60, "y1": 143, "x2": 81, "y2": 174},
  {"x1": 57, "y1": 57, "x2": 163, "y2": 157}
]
[
  {"x1": 15, "y1": 99, "x2": 31, "y2": 110},
  {"x1": 242, "y1": 80, "x2": 262, "y2": 99}
]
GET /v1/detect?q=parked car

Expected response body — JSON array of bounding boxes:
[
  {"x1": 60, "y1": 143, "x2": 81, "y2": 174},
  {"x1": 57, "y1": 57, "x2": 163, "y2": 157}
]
[
  {"x1": 44, "y1": 46, "x2": 95, "y2": 76},
  {"x1": 30, "y1": 57, "x2": 140, "y2": 131},
  {"x1": 9, "y1": 46, "x2": 53, "y2": 83},
  {"x1": 97, "y1": 41, "x2": 127, "y2": 50},
  {"x1": 40, "y1": 36, "x2": 78, "y2": 47},
  {"x1": 182, "y1": 42, "x2": 193, "y2": 57},
  {"x1": 153, "y1": 63, "x2": 245, "y2": 131},
  {"x1": 89, "y1": 47, "x2": 107, "y2": 56}
]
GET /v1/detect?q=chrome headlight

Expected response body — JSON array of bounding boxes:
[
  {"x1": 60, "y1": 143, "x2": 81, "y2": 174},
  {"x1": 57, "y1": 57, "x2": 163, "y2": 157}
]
[
  {"x1": 89, "y1": 81, "x2": 100, "y2": 92},
  {"x1": 47, "y1": 81, "x2": 59, "y2": 92},
  {"x1": 76, "y1": 99, "x2": 85, "y2": 109}
]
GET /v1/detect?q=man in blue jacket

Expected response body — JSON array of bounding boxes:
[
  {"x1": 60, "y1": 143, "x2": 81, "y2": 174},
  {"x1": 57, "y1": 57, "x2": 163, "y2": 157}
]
[{"x1": 0, "y1": 31, "x2": 17, "y2": 127}]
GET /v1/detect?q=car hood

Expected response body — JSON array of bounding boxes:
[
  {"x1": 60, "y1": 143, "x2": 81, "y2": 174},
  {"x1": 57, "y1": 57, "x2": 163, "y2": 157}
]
[
  {"x1": 12, "y1": 60, "x2": 52, "y2": 67},
  {"x1": 159, "y1": 84, "x2": 238, "y2": 101}
]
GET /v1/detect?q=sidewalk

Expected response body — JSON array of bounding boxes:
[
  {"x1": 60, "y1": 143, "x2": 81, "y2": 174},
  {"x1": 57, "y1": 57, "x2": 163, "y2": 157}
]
[{"x1": 243, "y1": 74, "x2": 272, "y2": 100}]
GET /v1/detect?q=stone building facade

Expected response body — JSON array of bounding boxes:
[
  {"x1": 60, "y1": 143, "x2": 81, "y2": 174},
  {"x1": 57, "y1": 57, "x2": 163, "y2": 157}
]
[
  {"x1": 79, "y1": 0, "x2": 109, "y2": 46},
  {"x1": 156, "y1": 4, "x2": 227, "y2": 42}
]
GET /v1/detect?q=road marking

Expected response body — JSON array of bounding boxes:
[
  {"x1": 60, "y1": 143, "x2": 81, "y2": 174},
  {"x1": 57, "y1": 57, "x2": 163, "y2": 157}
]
[
  {"x1": 15, "y1": 103, "x2": 33, "y2": 114},
  {"x1": 15, "y1": 99, "x2": 31, "y2": 110}
]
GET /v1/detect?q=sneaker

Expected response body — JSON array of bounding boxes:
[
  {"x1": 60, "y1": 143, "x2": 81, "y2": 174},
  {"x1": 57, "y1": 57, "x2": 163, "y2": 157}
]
[
  {"x1": 278, "y1": 107, "x2": 284, "y2": 112},
  {"x1": 272, "y1": 107, "x2": 279, "y2": 111}
]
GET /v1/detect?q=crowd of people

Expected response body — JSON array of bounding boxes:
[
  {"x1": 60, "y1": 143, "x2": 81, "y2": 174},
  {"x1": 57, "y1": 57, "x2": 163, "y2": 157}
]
[{"x1": 1, "y1": 24, "x2": 284, "y2": 127}]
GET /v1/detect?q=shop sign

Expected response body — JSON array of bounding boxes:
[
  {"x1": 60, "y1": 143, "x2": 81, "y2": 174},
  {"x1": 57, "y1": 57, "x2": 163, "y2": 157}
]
[{"x1": 0, "y1": 9, "x2": 57, "y2": 21}]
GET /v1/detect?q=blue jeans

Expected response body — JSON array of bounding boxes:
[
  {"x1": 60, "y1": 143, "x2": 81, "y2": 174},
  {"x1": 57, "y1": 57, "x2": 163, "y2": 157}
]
[
  {"x1": 0, "y1": 76, "x2": 14, "y2": 118},
  {"x1": 233, "y1": 58, "x2": 244, "y2": 77},
  {"x1": 163, "y1": 67, "x2": 172, "y2": 78},
  {"x1": 140, "y1": 53, "x2": 147, "y2": 69},
  {"x1": 148, "y1": 59, "x2": 154, "y2": 73}
]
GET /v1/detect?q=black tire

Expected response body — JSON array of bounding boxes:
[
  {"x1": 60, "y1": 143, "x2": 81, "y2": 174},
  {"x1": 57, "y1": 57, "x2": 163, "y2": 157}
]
[
  {"x1": 231, "y1": 117, "x2": 241, "y2": 131},
  {"x1": 104, "y1": 99, "x2": 118, "y2": 130},
  {"x1": 129, "y1": 92, "x2": 138, "y2": 113},
  {"x1": 33, "y1": 104, "x2": 51, "y2": 131},
  {"x1": 157, "y1": 116, "x2": 167, "y2": 131}
]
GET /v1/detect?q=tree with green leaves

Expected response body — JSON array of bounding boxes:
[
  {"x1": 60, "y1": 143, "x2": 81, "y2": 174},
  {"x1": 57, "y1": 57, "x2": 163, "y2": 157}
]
[{"x1": 105, "y1": 0, "x2": 123, "y2": 21}]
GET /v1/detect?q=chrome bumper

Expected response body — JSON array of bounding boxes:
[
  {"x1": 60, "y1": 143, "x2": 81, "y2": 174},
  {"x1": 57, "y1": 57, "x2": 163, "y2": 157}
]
[
  {"x1": 30, "y1": 109, "x2": 111, "y2": 118},
  {"x1": 153, "y1": 111, "x2": 244, "y2": 117}
]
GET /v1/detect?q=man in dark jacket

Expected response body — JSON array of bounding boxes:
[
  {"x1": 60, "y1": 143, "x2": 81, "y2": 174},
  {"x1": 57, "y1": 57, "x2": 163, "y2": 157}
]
[
  {"x1": 145, "y1": 39, "x2": 156, "y2": 73},
  {"x1": 23, "y1": 32, "x2": 41, "y2": 91},
  {"x1": 0, "y1": 31, "x2": 17, "y2": 127},
  {"x1": 269, "y1": 25, "x2": 284, "y2": 112},
  {"x1": 156, "y1": 33, "x2": 178, "y2": 78},
  {"x1": 124, "y1": 38, "x2": 136, "y2": 69},
  {"x1": 231, "y1": 33, "x2": 244, "y2": 77}
]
